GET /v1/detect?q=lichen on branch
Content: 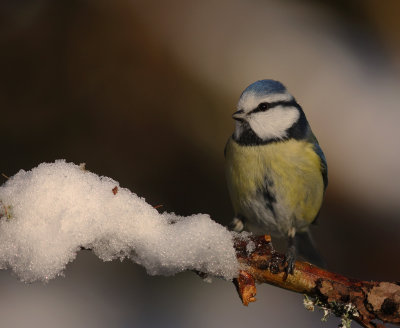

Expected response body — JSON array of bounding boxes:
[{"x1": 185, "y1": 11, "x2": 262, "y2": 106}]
[{"x1": 233, "y1": 235, "x2": 400, "y2": 328}]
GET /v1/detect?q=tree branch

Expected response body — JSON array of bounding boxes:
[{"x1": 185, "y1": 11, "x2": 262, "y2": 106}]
[{"x1": 233, "y1": 235, "x2": 400, "y2": 328}]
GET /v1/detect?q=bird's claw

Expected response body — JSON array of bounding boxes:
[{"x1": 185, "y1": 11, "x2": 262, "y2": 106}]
[
  {"x1": 229, "y1": 217, "x2": 244, "y2": 232},
  {"x1": 283, "y1": 244, "x2": 296, "y2": 280}
]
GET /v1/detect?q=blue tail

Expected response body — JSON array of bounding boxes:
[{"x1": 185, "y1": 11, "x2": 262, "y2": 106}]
[{"x1": 294, "y1": 230, "x2": 326, "y2": 268}]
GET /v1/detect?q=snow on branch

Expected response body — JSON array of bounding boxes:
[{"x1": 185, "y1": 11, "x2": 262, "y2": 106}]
[
  {"x1": 0, "y1": 161, "x2": 238, "y2": 282},
  {"x1": 0, "y1": 161, "x2": 399, "y2": 328}
]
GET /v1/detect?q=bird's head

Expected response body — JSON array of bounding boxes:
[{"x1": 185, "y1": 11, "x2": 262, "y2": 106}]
[{"x1": 232, "y1": 80, "x2": 307, "y2": 144}]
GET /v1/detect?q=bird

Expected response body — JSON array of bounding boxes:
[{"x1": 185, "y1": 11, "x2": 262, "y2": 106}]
[{"x1": 224, "y1": 79, "x2": 327, "y2": 273}]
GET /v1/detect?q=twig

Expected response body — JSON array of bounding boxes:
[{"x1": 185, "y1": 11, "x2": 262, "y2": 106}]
[{"x1": 233, "y1": 235, "x2": 400, "y2": 328}]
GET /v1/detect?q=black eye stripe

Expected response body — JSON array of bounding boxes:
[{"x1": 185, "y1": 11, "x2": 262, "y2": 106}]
[{"x1": 248, "y1": 100, "x2": 299, "y2": 115}]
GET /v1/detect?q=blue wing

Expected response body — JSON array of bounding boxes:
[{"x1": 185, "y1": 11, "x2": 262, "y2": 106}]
[
  {"x1": 306, "y1": 131, "x2": 328, "y2": 191},
  {"x1": 313, "y1": 142, "x2": 328, "y2": 191}
]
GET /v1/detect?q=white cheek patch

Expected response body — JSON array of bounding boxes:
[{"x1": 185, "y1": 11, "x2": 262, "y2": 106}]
[{"x1": 248, "y1": 106, "x2": 300, "y2": 140}]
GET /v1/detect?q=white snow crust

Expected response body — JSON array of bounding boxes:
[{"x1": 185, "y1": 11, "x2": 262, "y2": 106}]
[{"x1": 0, "y1": 161, "x2": 238, "y2": 282}]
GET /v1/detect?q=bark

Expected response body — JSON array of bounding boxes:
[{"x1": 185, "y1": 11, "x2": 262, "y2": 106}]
[{"x1": 233, "y1": 235, "x2": 400, "y2": 328}]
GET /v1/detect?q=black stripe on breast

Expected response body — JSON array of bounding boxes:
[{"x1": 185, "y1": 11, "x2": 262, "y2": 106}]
[{"x1": 262, "y1": 176, "x2": 277, "y2": 217}]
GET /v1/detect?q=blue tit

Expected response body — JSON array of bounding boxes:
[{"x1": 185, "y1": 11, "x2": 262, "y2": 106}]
[{"x1": 225, "y1": 79, "x2": 327, "y2": 272}]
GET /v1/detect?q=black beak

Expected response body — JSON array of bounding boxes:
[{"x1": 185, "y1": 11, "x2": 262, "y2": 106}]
[{"x1": 232, "y1": 109, "x2": 245, "y2": 121}]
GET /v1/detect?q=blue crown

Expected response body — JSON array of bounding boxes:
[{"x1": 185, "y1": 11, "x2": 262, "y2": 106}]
[{"x1": 241, "y1": 80, "x2": 287, "y2": 97}]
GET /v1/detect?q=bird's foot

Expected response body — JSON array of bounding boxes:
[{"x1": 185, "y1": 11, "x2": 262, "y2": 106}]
[
  {"x1": 283, "y1": 244, "x2": 296, "y2": 280},
  {"x1": 229, "y1": 217, "x2": 244, "y2": 232}
]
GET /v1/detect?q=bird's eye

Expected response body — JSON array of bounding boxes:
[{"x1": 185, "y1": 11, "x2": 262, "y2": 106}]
[
  {"x1": 258, "y1": 102, "x2": 270, "y2": 111},
  {"x1": 249, "y1": 102, "x2": 271, "y2": 115}
]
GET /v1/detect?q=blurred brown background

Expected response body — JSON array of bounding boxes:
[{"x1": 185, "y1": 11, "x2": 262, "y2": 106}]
[{"x1": 1, "y1": 1, "x2": 400, "y2": 327}]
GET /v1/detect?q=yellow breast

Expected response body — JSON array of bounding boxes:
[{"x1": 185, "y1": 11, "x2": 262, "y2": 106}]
[{"x1": 225, "y1": 137, "x2": 324, "y2": 229}]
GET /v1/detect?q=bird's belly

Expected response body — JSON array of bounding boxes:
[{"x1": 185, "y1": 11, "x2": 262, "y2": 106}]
[{"x1": 225, "y1": 138, "x2": 324, "y2": 236}]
